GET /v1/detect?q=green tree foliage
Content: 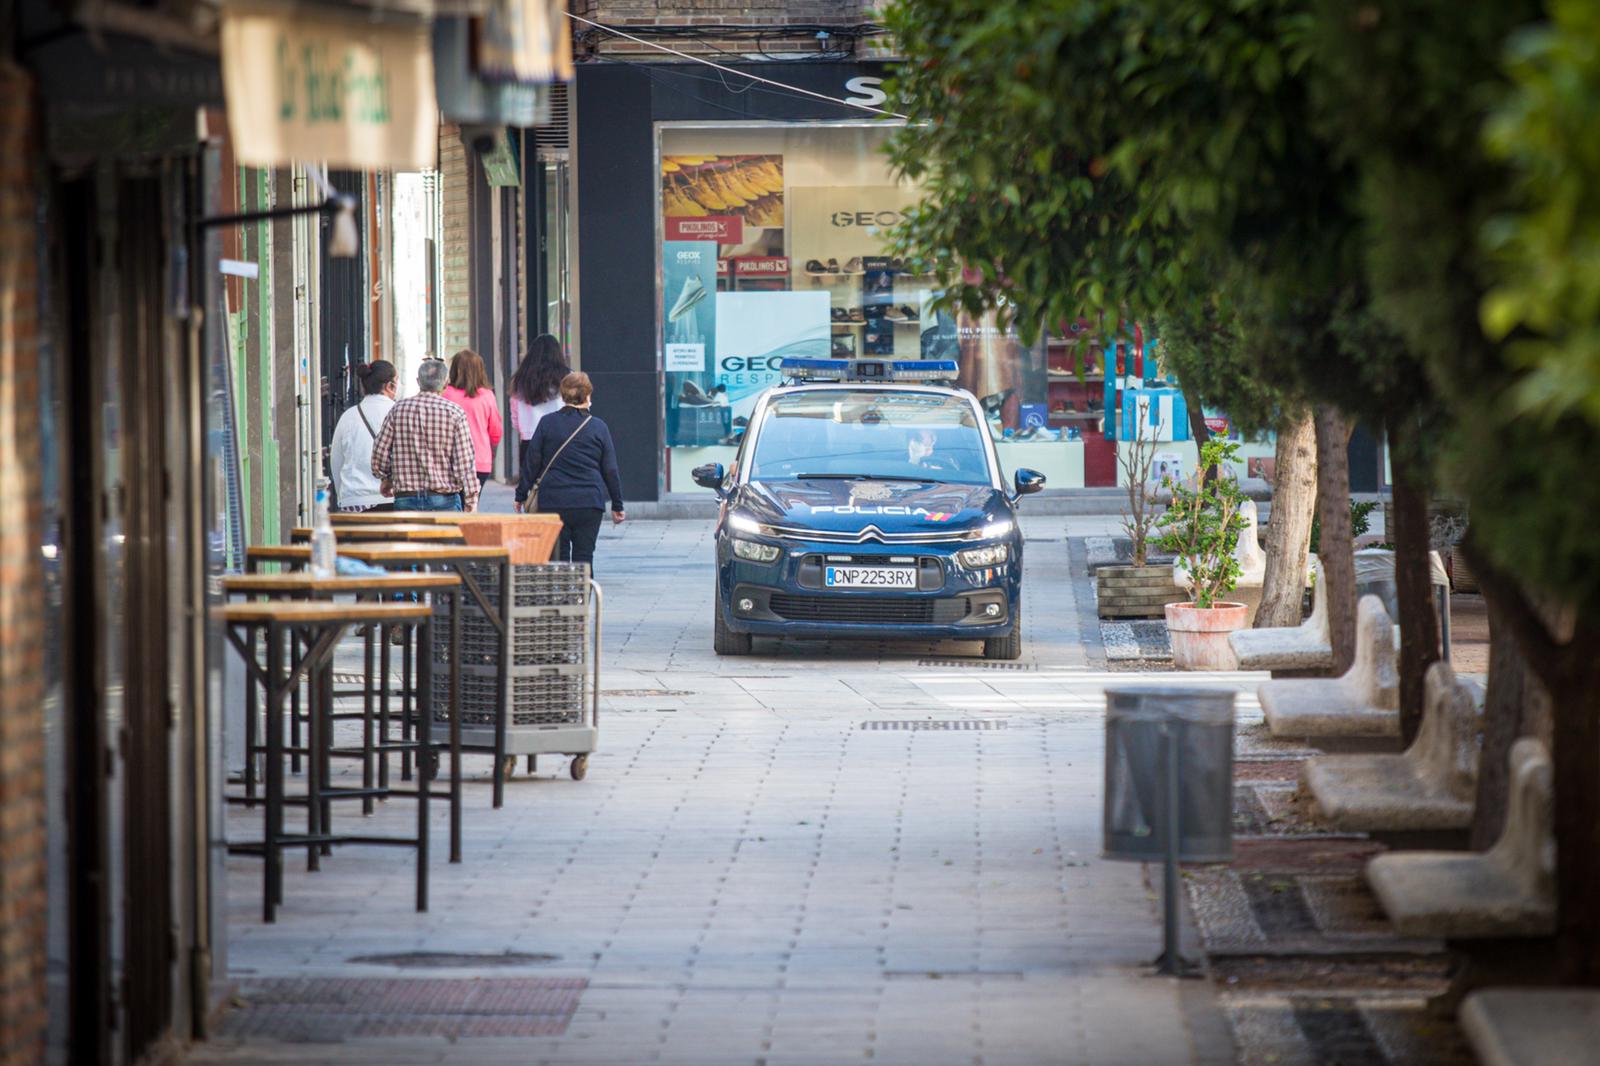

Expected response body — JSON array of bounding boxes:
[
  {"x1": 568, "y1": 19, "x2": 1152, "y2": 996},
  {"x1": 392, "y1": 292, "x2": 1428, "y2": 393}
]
[
  {"x1": 1481, "y1": 0, "x2": 1600, "y2": 427},
  {"x1": 882, "y1": 0, "x2": 1421, "y2": 433}
]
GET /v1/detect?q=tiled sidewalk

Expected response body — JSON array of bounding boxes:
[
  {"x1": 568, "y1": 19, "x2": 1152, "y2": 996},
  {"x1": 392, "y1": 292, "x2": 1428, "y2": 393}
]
[{"x1": 190, "y1": 509, "x2": 1246, "y2": 1065}]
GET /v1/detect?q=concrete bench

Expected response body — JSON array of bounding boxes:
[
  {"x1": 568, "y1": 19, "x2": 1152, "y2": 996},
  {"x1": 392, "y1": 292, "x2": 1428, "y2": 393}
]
[
  {"x1": 1300, "y1": 662, "x2": 1483, "y2": 843},
  {"x1": 1174, "y1": 498, "x2": 1267, "y2": 622},
  {"x1": 1366, "y1": 738, "x2": 1555, "y2": 939},
  {"x1": 1230, "y1": 555, "x2": 1331, "y2": 675},
  {"x1": 1462, "y1": 988, "x2": 1600, "y2": 1066},
  {"x1": 1260, "y1": 595, "x2": 1399, "y2": 740}
]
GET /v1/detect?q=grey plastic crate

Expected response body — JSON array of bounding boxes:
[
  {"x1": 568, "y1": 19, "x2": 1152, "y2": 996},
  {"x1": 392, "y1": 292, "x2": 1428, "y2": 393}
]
[
  {"x1": 439, "y1": 561, "x2": 590, "y2": 611},
  {"x1": 433, "y1": 606, "x2": 587, "y2": 667},
  {"x1": 432, "y1": 663, "x2": 586, "y2": 728}
]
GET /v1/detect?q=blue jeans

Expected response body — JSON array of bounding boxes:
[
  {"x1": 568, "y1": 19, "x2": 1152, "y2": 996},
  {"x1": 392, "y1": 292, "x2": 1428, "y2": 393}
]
[{"x1": 394, "y1": 492, "x2": 463, "y2": 512}]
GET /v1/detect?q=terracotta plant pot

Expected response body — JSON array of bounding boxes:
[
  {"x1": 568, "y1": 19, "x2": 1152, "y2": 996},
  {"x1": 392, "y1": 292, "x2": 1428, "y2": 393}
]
[{"x1": 1164, "y1": 601, "x2": 1249, "y2": 671}]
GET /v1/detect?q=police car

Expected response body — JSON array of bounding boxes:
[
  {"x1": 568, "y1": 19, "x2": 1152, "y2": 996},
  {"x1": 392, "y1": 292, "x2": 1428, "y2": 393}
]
[{"x1": 692, "y1": 358, "x2": 1045, "y2": 659}]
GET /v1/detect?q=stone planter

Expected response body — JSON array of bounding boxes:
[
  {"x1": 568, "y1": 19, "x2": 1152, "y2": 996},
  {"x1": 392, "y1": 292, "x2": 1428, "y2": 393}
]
[
  {"x1": 1096, "y1": 564, "x2": 1187, "y2": 619},
  {"x1": 1165, "y1": 602, "x2": 1249, "y2": 670}
]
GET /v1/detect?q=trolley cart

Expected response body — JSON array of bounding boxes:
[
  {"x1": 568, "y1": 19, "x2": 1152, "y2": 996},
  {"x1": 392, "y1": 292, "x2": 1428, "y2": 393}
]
[{"x1": 428, "y1": 564, "x2": 601, "y2": 783}]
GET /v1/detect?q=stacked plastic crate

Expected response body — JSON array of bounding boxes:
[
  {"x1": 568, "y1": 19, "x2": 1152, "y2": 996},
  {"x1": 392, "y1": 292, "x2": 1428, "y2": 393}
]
[{"x1": 432, "y1": 562, "x2": 590, "y2": 740}]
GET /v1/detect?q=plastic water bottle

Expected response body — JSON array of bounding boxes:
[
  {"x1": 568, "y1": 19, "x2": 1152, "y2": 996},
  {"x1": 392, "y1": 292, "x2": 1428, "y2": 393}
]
[{"x1": 310, "y1": 478, "x2": 337, "y2": 578}]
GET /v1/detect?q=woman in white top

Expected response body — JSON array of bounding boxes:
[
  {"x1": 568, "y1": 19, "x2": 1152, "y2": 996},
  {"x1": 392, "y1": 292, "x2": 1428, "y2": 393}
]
[
  {"x1": 328, "y1": 360, "x2": 398, "y2": 512},
  {"x1": 508, "y1": 334, "x2": 570, "y2": 444}
]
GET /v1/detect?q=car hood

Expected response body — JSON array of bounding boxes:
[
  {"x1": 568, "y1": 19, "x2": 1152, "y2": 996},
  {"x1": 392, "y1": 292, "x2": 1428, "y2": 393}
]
[{"x1": 734, "y1": 478, "x2": 1010, "y2": 536}]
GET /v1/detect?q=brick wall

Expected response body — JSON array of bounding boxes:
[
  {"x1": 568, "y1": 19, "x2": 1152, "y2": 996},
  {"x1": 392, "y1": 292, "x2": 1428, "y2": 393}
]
[
  {"x1": 571, "y1": 0, "x2": 882, "y2": 58},
  {"x1": 0, "y1": 61, "x2": 47, "y2": 1066}
]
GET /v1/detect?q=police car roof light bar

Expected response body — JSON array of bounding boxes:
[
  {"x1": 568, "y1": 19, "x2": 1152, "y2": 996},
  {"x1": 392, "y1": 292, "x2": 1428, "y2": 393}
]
[{"x1": 779, "y1": 357, "x2": 959, "y2": 384}]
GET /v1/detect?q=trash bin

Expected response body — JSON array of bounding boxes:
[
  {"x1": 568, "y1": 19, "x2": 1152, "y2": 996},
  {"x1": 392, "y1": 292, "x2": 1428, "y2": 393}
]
[
  {"x1": 1103, "y1": 687, "x2": 1236, "y2": 864},
  {"x1": 1354, "y1": 548, "x2": 1452, "y2": 661}
]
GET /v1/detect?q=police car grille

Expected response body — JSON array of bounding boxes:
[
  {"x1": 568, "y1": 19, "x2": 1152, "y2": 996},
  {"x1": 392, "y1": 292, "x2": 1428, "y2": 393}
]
[{"x1": 769, "y1": 594, "x2": 967, "y2": 624}]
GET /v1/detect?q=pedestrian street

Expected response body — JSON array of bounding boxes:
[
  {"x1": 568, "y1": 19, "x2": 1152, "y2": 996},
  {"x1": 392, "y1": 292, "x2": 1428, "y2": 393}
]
[{"x1": 194, "y1": 512, "x2": 1249, "y2": 1065}]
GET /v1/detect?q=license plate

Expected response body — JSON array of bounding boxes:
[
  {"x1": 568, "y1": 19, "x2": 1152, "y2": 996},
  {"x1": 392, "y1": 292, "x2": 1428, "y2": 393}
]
[{"x1": 824, "y1": 566, "x2": 917, "y2": 590}]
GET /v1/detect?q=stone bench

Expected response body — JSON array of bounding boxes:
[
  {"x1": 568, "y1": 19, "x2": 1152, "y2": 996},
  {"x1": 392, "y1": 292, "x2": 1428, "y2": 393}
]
[
  {"x1": 1259, "y1": 595, "x2": 1399, "y2": 742},
  {"x1": 1462, "y1": 988, "x2": 1600, "y2": 1066},
  {"x1": 1230, "y1": 555, "x2": 1331, "y2": 675},
  {"x1": 1366, "y1": 738, "x2": 1555, "y2": 940},
  {"x1": 1174, "y1": 498, "x2": 1267, "y2": 622},
  {"x1": 1300, "y1": 661, "x2": 1483, "y2": 846}
]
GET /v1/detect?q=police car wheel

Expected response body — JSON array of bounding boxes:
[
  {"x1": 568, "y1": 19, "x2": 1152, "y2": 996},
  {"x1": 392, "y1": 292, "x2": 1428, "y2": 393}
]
[
  {"x1": 982, "y1": 621, "x2": 1022, "y2": 661},
  {"x1": 714, "y1": 593, "x2": 753, "y2": 656}
]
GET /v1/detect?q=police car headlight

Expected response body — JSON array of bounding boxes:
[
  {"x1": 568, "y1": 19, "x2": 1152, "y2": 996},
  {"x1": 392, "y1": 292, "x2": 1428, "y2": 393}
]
[
  {"x1": 732, "y1": 539, "x2": 781, "y2": 563},
  {"x1": 981, "y1": 519, "x2": 1014, "y2": 540},
  {"x1": 957, "y1": 544, "x2": 1010, "y2": 568}
]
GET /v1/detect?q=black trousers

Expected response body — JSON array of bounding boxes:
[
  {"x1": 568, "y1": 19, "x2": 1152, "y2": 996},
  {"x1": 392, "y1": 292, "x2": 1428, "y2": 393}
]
[{"x1": 549, "y1": 507, "x2": 604, "y2": 569}]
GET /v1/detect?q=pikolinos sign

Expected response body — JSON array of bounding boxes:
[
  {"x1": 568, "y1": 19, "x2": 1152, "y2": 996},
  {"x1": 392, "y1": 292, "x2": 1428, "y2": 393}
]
[{"x1": 221, "y1": 4, "x2": 438, "y2": 170}]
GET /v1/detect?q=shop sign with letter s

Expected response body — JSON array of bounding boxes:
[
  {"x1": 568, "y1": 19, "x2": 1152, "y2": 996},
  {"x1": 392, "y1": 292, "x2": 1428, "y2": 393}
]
[{"x1": 844, "y1": 76, "x2": 886, "y2": 107}]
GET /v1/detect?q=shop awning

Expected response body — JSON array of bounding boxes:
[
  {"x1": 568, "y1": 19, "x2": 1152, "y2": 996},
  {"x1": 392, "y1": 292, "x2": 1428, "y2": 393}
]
[
  {"x1": 218, "y1": 0, "x2": 572, "y2": 169},
  {"x1": 221, "y1": 2, "x2": 439, "y2": 170}
]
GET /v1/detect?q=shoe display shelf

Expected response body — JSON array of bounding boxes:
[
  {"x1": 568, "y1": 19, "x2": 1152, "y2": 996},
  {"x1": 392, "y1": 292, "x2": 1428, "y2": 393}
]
[{"x1": 429, "y1": 563, "x2": 600, "y2": 780}]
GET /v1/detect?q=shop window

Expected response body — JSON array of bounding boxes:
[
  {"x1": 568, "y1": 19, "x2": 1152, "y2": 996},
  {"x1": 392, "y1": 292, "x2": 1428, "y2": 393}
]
[{"x1": 657, "y1": 123, "x2": 1114, "y2": 491}]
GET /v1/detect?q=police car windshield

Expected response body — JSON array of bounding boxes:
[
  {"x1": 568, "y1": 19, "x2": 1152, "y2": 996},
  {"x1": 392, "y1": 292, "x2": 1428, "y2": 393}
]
[{"x1": 749, "y1": 391, "x2": 992, "y2": 486}]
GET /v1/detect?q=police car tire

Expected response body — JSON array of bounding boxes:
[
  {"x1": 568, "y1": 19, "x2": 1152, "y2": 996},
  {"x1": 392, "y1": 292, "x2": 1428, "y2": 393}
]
[
  {"x1": 714, "y1": 595, "x2": 752, "y2": 656},
  {"x1": 983, "y1": 622, "x2": 1022, "y2": 661}
]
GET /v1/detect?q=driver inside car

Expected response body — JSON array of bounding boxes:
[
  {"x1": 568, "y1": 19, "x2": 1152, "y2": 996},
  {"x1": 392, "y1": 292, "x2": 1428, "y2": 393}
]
[{"x1": 907, "y1": 427, "x2": 952, "y2": 473}]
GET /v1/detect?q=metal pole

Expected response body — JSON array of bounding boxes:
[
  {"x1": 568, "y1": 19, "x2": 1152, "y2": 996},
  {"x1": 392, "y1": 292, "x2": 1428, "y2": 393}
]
[{"x1": 1156, "y1": 717, "x2": 1199, "y2": 978}]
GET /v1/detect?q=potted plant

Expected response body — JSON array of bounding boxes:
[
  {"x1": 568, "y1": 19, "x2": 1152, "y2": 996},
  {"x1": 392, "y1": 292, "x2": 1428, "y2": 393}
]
[
  {"x1": 1095, "y1": 406, "x2": 1186, "y2": 618},
  {"x1": 1155, "y1": 438, "x2": 1251, "y2": 669}
]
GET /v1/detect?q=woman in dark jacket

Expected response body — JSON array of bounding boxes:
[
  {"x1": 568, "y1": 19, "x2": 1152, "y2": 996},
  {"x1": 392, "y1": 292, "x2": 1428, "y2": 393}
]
[{"x1": 515, "y1": 372, "x2": 625, "y2": 567}]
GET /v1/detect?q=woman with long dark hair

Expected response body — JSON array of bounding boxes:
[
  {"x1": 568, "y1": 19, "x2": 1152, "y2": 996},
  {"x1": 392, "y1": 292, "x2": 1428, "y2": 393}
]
[
  {"x1": 508, "y1": 333, "x2": 570, "y2": 445},
  {"x1": 442, "y1": 348, "x2": 503, "y2": 489}
]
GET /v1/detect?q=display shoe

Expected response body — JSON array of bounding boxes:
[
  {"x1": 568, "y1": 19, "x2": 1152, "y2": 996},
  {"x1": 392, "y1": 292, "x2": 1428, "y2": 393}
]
[
  {"x1": 668, "y1": 275, "x2": 708, "y2": 321},
  {"x1": 884, "y1": 306, "x2": 908, "y2": 323},
  {"x1": 831, "y1": 307, "x2": 848, "y2": 321},
  {"x1": 843, "y1": 256, "x2": 864, "y2": 274},
  {"x1": 980, "y1": 388, "x2": 1016, "y2": 416},
  {"x1": 678, "y1": 380, "x2": 714, "y2": 406},
  {"x1": 805, "y1": 259, "x2": 827, "y2": 276},
  {"x1": 899, "y1": 304, "x2": 920, "y2": 321},
  {"x1": 826, "y1": 257, "x2": 841, "y2": 274},
  {"x1": 848, "y1": 308, "x2": 865, "y2": 322},
  {"x1": 1087, "y1": 395, "x2": 1103, "y2": 411},
  {"x1": 890, "y1": 258, "x2": 904, "y2": 272},
  {"x1": 831, "y1": 340, "x2": 854, "y2": 357}
]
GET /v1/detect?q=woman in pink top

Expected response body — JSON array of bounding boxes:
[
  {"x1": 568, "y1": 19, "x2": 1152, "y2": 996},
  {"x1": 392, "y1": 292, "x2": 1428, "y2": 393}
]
[{"x1": 442, "y1": 348, "x2": 504, "y2": 492}]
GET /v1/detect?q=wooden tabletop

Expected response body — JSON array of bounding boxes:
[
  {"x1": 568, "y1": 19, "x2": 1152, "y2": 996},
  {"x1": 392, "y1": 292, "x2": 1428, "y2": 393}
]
[
  {"x1": 219, "y1": 601, "x2": 433, "y2": 625},
  {"x1": 336, "y1": 542, "x2": 511, "y2": 563},
  {"x1": 223, "y1": 572, "x2": 462, "y2": 594},
  {"x1": 291, "y1": 524, "x2": 464, "y2": 542},
  {"x1": 247, "y1": 544, "x2": 311, "y2": 560}
]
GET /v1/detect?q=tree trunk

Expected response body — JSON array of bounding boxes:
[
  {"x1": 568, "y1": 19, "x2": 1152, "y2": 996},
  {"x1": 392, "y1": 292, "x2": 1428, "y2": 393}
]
[
  {"x1": 1550, "y1": 663, "x2": 1600, "y2": 984},
  {"x1": 1314, "y1": 406, "x2": 1357, "y2": 674},
  {"x1": 1470, "y1": 585, "x2": 1531, "y2": 850},
  {"x1": 1388, "y1": 431, "x2": 1442, "y2": 746},
  {"x1": 1256, "y1": 410, "x2": 1317, "y2": 630},
  {"x1": 1460, "y1": 541, "x2": 1600, "y2": 984}
]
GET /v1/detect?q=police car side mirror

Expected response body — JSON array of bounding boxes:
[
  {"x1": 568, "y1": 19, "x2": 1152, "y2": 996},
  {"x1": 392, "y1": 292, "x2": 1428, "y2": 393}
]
[
  {"x1": 692, "y1": 462, "x2": 726, "y2": 494},
  {"x1": 1012, "y1": 468, "x2": 1046, "y2": 500}
]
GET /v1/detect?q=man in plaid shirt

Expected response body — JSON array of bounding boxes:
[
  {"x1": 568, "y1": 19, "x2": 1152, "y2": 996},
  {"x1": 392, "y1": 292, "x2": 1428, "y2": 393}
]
[{"x1": 371, "y1": 359, "x2": 481, "y2": 511}]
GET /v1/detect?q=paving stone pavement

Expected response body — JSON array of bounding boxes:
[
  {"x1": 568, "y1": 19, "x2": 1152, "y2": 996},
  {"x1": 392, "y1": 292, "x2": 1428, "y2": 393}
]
[{"x1": 192, "y1": 505, "x2": 1260, "y2": 1065}]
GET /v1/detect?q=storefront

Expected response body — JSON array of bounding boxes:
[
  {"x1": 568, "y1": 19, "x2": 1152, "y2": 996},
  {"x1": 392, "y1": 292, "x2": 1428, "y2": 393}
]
[{"x1": 574, "y1": 61, "x2": 1274, "y2": 503}]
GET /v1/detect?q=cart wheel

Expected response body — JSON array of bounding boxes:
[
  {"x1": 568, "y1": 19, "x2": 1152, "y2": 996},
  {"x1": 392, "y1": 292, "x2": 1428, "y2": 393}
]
[
  {"x1": 501, "y1": 755, "x2": 517, "y2": 780},
  {"x1": 570, "y1": 755, "x2": 589, "y2": 781}
]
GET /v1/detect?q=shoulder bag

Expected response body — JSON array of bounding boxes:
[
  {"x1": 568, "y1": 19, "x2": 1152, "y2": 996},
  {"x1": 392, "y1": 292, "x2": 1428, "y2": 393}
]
[{"x1": 524, "y1": 415, "x2": 592, "y2": 513}]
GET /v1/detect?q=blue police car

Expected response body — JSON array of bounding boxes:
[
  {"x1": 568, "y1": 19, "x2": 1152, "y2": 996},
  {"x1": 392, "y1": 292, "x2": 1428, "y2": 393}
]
[{"x1": 692, "y1": 358, "x2": 1045, "y2": 659}]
